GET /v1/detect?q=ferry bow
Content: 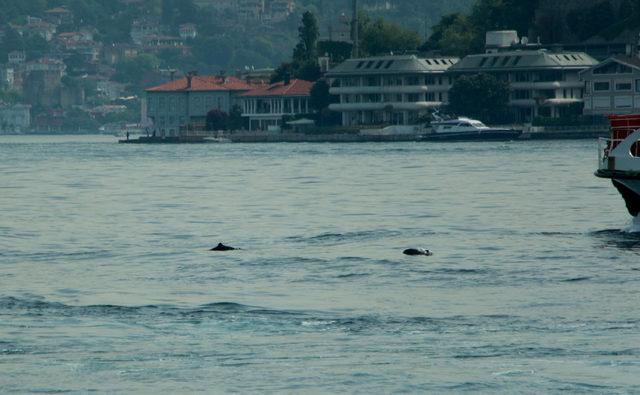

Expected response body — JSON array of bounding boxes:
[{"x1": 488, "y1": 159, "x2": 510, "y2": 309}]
[{"x1": 596, "y1": 115, "x2": 640, "y2": 217}]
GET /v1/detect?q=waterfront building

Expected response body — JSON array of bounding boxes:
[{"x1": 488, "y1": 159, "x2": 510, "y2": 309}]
[
  {"x1": 448, "y1": 31, "x2": 599, "y2": 122},
  {"x1": 145, "y1": 74, "x2": 255, "y2": 136},
  {"x1": 326, "y1": 55, "x2": 458, "y2": 126},
  {"x1": 44, "y1": 6, "x2": 74, "y2": 26},
  {"x1": 0, "y1": 103, "x2": 31, "y2": 133},
  {"x1": 179, "y1": 24, "x2": 198, "y2": 40},
  {"x1": 581, "y1": 56, "x2": 640, "y2": 116},
  {"x1": 240, "y1": 78, "x2": 312, "y2": 131}
]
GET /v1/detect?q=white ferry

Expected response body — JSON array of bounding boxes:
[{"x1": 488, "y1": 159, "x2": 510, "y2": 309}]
[{"x1": 595, "y1": 114, "x2": 640, "y2": 217}]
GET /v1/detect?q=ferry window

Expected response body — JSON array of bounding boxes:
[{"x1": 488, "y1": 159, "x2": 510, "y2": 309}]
[
  {"x1": 490, "y1": 57, "x2": 500, "y2": 67},
  {"x1": 425, "y1": 59, "x2": 432, "y2": 65},
  {"x1": 501, "y1": 56, "x2": 511, "y2": 66},
  {"x1": 594, "y1": 81, "x2": 610, "y2": 91},
  {"x1": 478, "y1": 58, "x2": 488, "y2": 67},
  {"x1": 385, "y1": 60, "x2": 394, "y2": 69},
  {"x1": 636, "y1": 80, "x2": 640, "y2": 92},
  {"x1": 366, "y1": 61, "x2": 375, "y2": 68},
  {"x1": 356, "y1": 61, "x2": 364, "y2": 69},
  {"x1": 616, "y1": 82, "x2": 632, "y2": 91},
  {"x1": 375, "y1": 60, "x2": 384, "y2": 69},
  {"x1": 512, "y1": 56, "x2": 522, "y2": 66}
]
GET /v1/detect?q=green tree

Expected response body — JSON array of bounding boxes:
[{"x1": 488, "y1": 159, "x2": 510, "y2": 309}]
[
  {"x1": 293, "y1": 11, "x2": 319, "y2": 63},
  {"x1": 114, "y1": 54, "x2": 160, "y2": 85},
  {"x1": 309, "y1": 80, "x2": 340, "y2": 126},
  {"x1": 448, "y1": 73, "x2": 510, "y2": 123},
  {"x1": 359, "y1": 13, "x2": 422, "y2": 56},
  {"x1": 206, "y1": 109, "x2": 229, "y2": 131},
  {"x1": 421, "y1": 13, "x2": 474, "y2": 56}
]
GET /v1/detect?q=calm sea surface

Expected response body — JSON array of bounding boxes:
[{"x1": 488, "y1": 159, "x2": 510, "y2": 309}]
[{"x1": 1, "y1": 135, "x2": 639, "y2": 393}]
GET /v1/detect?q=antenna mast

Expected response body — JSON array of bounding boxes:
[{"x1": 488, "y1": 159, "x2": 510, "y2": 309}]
[{"x1": 352, "y1": 0, "x2": 359, "y2": 58}]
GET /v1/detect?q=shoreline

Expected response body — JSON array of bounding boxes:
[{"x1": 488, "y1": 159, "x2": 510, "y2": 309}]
[{"x1": 118, "y1": 129, "x2": 609, "y2": 144}]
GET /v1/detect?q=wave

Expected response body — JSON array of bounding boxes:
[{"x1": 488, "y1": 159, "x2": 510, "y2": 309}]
[
  {"x1": 286, "y1": 229, "x2": 403, "y2": 245},
  {"x1": 3, "y1": 297, "x2": 639, "y2": 338}
]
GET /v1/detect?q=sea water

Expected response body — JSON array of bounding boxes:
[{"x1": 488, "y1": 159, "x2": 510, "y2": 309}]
[{"x1": 1, "y1": 135, "x2": 639, "y2": 393}]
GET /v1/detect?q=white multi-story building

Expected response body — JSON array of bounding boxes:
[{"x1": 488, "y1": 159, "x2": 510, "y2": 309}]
[
  {"x1": 326, "y1": 55, "x2": 459, "y2": 126},
  {"x1": 240, "y1": 78, "x2": 312, "y2": 131},
  {"x1": 581, "y1": 55, "x2": 640, "y2": 116},
  {"x1": 448, "y1": 31, "x2": 599, "y2": 122}
]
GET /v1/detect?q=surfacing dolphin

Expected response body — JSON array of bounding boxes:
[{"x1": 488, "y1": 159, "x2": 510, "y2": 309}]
[
  {"x1": 403, "y1": 248, "x2": 433, "y2": 256},
  {"x1": 210, "y1": 243, "x2": 238, "y2": 251}
]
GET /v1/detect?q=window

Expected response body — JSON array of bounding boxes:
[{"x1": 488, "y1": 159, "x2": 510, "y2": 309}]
[
  {"x1": 512, "y1": 56, "x2": 522, "y2": 66},
  {"x1": 514, "y1": 90, "x2": 530, "y2": 99},
  {"x1": 425, "y1": 76, "x2": 435, "y2": 85},
  {"x1": 384, "y1": 60, "x2": 394, "y2": 69},
  {"x1": 375, "y1": 60, "x2": 384, "y2": 69},
  {"x1": 615, "y1": 96, "x2": 633, "y2": 108},
  {"x1": 407, "y1": 93, "x2": 420, "y2": 102},
  {"x1": 425, "y1": 59, "x2": 432, "y2": 65},
  {"x1": 406, "y1": 76, "x2": 420, "y2": 85},
  {"x1": 426, "y1": 92, "x2": 435, "y2": 101},
  {"x1": 478, "y1": 58, "x2": 488, "y2": 67},
  {"x1": 356, "y1": 61, "x2": 364, "y2": 69},
  {"x1": 616, "y1": 82, "x2": 632, "y2": 91},
  {"x1": 514, "y1": 72, "x2": 530, "y2": 82},
  {"x1": 637, "y1": 80, "x2": 640, "y2": 92},
  {"x1": 593, "y1": 81, "x2": 610, "y2": 91},
  {"x1": 501, "y1": 56, "x2": 511, "y2": 66}
]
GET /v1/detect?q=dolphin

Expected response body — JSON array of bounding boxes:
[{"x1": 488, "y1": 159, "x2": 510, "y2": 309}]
[
  {"x1": 403, "y1": 248, "x2": 433, "y2": 256},
  {"x1": 210, "y1": 243, "x2": 238, "y2": 251}
]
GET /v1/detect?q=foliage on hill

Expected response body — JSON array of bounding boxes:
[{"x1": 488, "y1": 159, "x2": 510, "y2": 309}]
[
  {"x1": 422, "y1": 0, "x2": 540, "y2": 56},
  {"x1": 425, "y1": 0, "x2": 640, "y2": 56}
]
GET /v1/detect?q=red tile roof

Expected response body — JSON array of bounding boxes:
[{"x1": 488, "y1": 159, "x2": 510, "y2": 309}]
[
  {"x1": 146, "y1": 76, "x2": 255, "y2": 92},
  {"x1": 241, "y1": 79, "x2": 313, "y2": 97}
]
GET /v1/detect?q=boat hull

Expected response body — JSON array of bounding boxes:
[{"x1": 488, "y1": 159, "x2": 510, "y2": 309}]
[
  {"x1": 596, "y1": 170, "x2": 640, "y2": 216},
  {"x1": 419, "y1": 130, "x2": 522, "y2": 142}
]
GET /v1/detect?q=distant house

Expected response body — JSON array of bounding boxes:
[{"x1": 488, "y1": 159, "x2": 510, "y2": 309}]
[
  {"x1": 103, "y1": 44, "x2": 139, "y2": 65},
  {"x1": 240, "y1": 78, "x2": 313, "y2": 131},
  {"x1": 0, "y1": 67, "x2": 15, "y2": 90},
  {"x1": 8, "y1": 51, "x2": 26, "y2": 65},
  {"x1": 0, "y1": 103, "x2": 31, "y2": 134},
  {"x1": 238, "y1": 0, "x2": 265, "y2": 20},
  {"x1": 131, "y1": 19, "x2": 159, "y2": 45},
  {"x1": 581, "y1": 55, "x2": 640, "y2": 116},
  {"x1": 145, "y1": 75, "x2": 255, "y2": 136},
  {"x1": 96, "y1": 79, "x2": 127, "y2": 100},
  {"x1": 44, "y1": 6, "x2": 74, "y2": 26},
  {"x1": 11, "y1": 19, "x2": 57, "y2": 42},
  {"x1": 265, "y1": 0, "x2": 295, "y2": 22},
  {"x1": 179, "y1": 23, "x2": 197, "y2": 40},
  {"x1": 142, "y1": 35, "x2": 185, "y2": 53}
]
